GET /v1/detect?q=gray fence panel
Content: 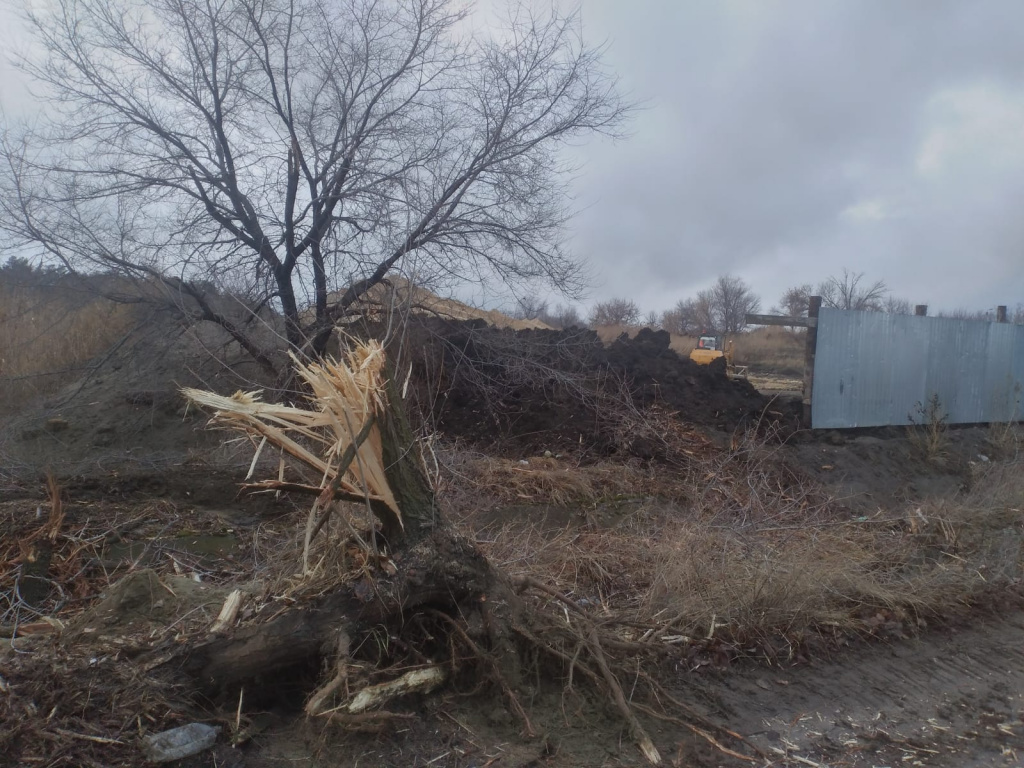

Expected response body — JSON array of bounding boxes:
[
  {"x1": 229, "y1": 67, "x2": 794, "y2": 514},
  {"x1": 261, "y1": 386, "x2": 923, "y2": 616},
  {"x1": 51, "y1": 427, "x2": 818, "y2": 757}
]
[{"x1": 812, "y1": 308, "x2": 1024, "y2": 429}]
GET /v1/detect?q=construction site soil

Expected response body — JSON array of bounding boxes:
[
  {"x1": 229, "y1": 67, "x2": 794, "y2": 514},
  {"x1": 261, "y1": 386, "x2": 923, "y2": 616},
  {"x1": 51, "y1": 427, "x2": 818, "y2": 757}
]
[
  {"x1": 2, "y1": 316, "x2": 1022, "y2": 768},
  {"x1": 405, "y1": 322, "x2": 784, "y2": 457}
]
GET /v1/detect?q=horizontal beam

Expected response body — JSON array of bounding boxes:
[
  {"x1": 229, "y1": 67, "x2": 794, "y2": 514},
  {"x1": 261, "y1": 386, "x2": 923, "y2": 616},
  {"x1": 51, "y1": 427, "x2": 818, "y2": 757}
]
[{"x1": 746, "y1": 313, "x2": 817, "y2": 328}]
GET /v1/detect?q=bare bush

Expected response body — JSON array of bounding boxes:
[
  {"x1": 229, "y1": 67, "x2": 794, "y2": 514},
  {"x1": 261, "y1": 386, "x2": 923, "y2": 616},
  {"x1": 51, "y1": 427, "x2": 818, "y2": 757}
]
[
  {"x1": 589, "y1": 297, "x2": 641, "y2": 327},
  {"x1": 662, "y1": 294, "x2": 712, "y2": 336}
]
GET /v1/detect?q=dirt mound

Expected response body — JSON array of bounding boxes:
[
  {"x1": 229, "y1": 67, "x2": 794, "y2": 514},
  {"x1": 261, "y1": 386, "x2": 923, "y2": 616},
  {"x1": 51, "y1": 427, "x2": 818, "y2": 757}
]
[
  {"x1": 2, "y1": 301, "x2": 775, "y2": 478},
  {"x1": 405, "y1": 321, "x2": 774, "y2": 455},
  {"x1": 332, "y1": 276, "x2": 552, "y2": 330}
]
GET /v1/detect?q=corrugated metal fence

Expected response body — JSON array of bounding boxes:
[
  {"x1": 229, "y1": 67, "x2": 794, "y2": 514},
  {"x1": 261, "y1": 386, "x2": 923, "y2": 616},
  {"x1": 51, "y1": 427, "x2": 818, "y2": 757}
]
[{"x1": 811, "y1": 308, "x2": 1024, "y2": 429}]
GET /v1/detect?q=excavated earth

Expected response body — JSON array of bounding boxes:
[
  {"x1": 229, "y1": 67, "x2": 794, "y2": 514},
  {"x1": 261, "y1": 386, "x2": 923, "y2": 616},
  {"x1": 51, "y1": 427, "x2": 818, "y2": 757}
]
[{"x1": 402, "y1": 321, "x2": 782, "y2": 456}]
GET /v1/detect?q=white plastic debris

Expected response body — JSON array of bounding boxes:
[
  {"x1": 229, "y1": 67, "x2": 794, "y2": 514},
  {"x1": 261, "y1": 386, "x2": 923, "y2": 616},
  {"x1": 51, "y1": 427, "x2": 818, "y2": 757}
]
[{"x1": 142, "y1": 723, "x2": 220, "y2": 763}]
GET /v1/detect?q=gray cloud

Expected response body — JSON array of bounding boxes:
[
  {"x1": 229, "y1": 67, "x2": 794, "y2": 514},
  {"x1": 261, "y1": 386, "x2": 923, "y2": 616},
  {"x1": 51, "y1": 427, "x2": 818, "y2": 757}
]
[{"x1": 569, "y1": 0, "x2": 1024, "y2": 314}]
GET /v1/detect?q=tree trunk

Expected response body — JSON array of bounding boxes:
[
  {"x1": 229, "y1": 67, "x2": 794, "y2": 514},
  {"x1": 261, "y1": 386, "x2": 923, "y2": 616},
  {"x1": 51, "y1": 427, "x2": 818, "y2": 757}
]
[
  {"x1": 379, "y1": 373, "x2": 438, "y2": 547},
  {"x1": 276, "y1": 265, "x2": 304, "y2": 351}
]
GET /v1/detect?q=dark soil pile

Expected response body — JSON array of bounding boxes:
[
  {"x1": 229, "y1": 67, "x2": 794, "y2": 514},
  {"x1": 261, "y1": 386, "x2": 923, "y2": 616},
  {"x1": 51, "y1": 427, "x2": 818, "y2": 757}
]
[{"x1": 402, "y1": 320, "x2": 775, "y2": 455}]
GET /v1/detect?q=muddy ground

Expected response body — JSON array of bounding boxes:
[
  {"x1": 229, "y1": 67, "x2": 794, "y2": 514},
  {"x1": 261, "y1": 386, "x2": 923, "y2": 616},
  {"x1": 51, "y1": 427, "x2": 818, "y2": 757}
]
[{"x1": 1, "y1": 317, "x2": 1022, "y2": 767}]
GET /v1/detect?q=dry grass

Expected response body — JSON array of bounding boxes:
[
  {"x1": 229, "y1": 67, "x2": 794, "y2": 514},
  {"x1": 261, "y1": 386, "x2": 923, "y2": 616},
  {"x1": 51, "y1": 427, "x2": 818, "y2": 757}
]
[
  {"x1": 443, "y1": 454, "x2": 655, "y2": 506},
  {"x1": 0, "y1": 280, "x2": 136, "y2": 411},
  {"x1": 987, "y1": 421, "x2": 1024, "y2": 459},
  {"x1": 450, "y1": 435, "x2": 1024, "y2": 647},
  {"x1": 732, "y1": 327, "x2": 804, "y2": 375}
]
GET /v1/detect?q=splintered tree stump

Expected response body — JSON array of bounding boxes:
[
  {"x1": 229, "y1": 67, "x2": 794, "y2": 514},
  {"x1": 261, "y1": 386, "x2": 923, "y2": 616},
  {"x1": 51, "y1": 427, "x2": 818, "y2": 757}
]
[{"x1": 173, "y1": 355, "x2": 506, "y2": 700}]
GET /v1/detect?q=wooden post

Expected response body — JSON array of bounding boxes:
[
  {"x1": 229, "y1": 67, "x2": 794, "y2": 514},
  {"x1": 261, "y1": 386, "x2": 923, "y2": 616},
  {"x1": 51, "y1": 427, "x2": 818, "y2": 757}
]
[
  {"x1": 997, "y1": 305, "x2": 1008, "y2": 323},
  {"x1": 803, "y1": 296, "x2": 822, "y2": 428},
  {"x1": 915, "y1": 305, "x2": 928, "y2": 316}
]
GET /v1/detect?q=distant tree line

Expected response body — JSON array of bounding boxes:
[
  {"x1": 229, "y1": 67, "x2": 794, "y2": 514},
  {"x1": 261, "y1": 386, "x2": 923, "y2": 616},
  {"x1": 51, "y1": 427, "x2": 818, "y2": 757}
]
[
  {"x1": 580, "y1": 267, "x2": 1021, "y2": 335},
  {"x1": 660, "y1": 275, "x2": 761, "y2": 335}
]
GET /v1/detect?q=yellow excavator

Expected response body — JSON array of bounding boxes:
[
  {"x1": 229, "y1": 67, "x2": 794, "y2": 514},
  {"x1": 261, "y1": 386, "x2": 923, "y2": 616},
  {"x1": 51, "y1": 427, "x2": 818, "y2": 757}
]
[
  {"x1": 689, "y1": 334, "x2": 726, "y2": 366},
  {"x1": 689, "y1": 334, "x2": 747, "y2": 378}
]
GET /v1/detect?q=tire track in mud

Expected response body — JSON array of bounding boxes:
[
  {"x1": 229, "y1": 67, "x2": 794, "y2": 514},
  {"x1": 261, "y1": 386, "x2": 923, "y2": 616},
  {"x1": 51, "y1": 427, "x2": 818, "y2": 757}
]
[{"x1": 704, "y1": 612, "x2": 1024, "y2": 767}]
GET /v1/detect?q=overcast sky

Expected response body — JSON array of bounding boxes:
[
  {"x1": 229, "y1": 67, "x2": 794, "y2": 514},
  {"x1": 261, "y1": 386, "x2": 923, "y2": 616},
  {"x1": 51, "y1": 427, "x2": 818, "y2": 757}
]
[
  {"x1": 562, "y1": 0, "x2": 1024, "y2": 316},
  {"x1": 2, "y1": 1, "x2": 1023, "y2": 317}
]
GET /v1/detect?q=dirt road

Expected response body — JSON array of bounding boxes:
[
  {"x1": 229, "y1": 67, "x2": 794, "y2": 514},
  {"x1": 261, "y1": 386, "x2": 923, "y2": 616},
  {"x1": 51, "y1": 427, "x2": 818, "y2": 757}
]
[{"x1": 708, "y1": 609, "x2": 1024, "y2": 767}]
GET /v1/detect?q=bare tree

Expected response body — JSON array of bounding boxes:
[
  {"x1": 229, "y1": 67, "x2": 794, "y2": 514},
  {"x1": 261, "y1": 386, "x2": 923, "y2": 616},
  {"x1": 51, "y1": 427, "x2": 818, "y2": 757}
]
[
  {"x1": 643, "y1": 310, "x2": 659, "y2": 328},
  {"x1": 547, "y1": 304, "x2": 583, "y2": 329},
  {"x1": 0, "y1": 0, "x2": 629, "y2": 373},
  {"x1": 818, "y1": 270, "x2": 887, "y2": 312},
  {"x1": 514, "y1": 298, "x2": 583, "y2": 328},
  {"x1": 588, "y1": 297, "x2": 640, "y2": 327},
  {"x1": 660, "y1": 307, "x2": 682, "y2": 335},
  {"x1": 664, "y1": 276, "x2": 758, "y2": 335},
  {"x1": 776, "y1": 284, "x2": 813, "y2": 318},
  {"x1": 712, "y1": 274, "x2": 760, "y2": 333},
  {"x1": 661, "y1": 294, "x2": 713, "y2": 336}
]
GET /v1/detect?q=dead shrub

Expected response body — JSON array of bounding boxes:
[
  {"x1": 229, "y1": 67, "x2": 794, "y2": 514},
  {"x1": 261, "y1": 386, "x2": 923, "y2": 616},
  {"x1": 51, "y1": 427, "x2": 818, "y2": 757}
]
[
  {"x1": 987, "y1": 419, "x2": 1023, "y2": 460},
  {"x1": 906, "y1": 393, "x2": 950, "y2": 461}
]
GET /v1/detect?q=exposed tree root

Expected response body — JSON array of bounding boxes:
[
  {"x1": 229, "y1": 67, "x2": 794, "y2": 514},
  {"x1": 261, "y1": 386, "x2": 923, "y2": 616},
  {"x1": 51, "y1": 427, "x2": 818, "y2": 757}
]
[
  {"x1": 428, "y1": 608, "x2": 536, "y2": 737},
  {"x1": 588, "y1": 626, "x2": 662, "y2": 764},
  {"x1": 509, "y1": 574, "x2": 763, "y2": 766},
  {"x1": 324, "y1": 710, "x2": 418, "y2": 732},
  {"x1": 305, "y1": 630, "x2": 352, "y2": 716}
]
